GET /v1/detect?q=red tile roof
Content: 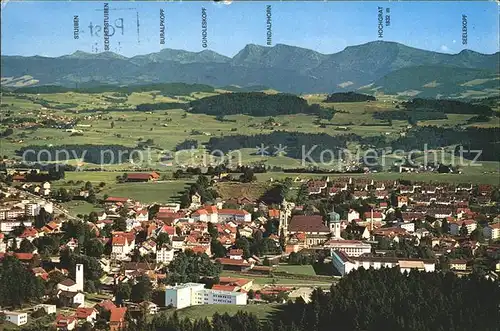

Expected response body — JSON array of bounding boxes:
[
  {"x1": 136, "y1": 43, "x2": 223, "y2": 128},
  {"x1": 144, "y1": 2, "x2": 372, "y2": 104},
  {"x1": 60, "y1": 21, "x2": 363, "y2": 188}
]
[
  {"x1": 216, "y1": 258, "x2": 250, "y2": 266},
  {"x1": 109, "y1": 307, "x2": 127, "y2": 322},
  {"x1": 96, "y1": 300, "x2": 117, "y2": 311},
  {"x1": 105, "y1": 197, "x2": 130, "y2": 203},
  {"x1": 212, "y1": 284, "x2": 238, "y2": 291},
  {"x1": 75, "y1": 307, "x2": 96, "y2": 319},
  {"x1": 126, "y1": 173, "x2": 157, "y2": 180},
  {"x1": 288, "y1": 215, "x2": 329, "y2": 233}
]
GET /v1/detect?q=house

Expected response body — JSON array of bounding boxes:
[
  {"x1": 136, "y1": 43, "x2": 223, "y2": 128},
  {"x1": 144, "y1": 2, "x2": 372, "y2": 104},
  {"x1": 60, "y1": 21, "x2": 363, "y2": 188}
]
[
  {"x1": 56, "y1": 264, "x2": 85, "y2": 308},
  {"x1": 324, "y1": 239, "x2": 372, "y2": 257},
  {"x1": 364, "y1": 211, "x2": 384, "y2": 223},
  {"x1": 111, "y1": 232, "x2": 136, "y2": 260},
  {"x1": 156, "y1": 245, "x2": 175, "y2": 265},
  {"x1": 190, "y1": 193, "x2": 202, "y2": 208},
  {"x1": 449, "y1": 220, "x2": 477, "y2": 236},
  {"x1": 449, "y1": 259, "x2": 467, "y2": 271},
  {"x1": 228, "y1": 249, "x2": 243, "y2": 260},
  {"x1": 288, "y1": 215, "x2": 331, "y2": 246},
  {"x1": 215, "y1": 258, "x2": 253, "y2": 272},
  {"x1": 75, "y1": 307, "x2": 97, "y2": 324},
  {"x1": 332, "y1": 250, "x2": 435, "y2": 276},
  {"x1": 3, "y1": 311, "x2": 28, "y2": 326},
  {"x1": 397, "y1": 196, "x2": 409, "y2": 208},
  {"x1": 56, "y1": 315, "x2": 77, "y2": 331},
  {"x1": 105, "y1": 197, "x2": 132, "y2": 204},
  {"x1": 347, "y1": 209, "x2": 360, "y2": 222},
  {"x1": 125, "y1": 172, "x2": 160, "y2": 182},
  {"x1": 483, "y1": 223, "x2": 500, "y2": 240},
  {"x1": 109, "y1": 307, "x2": 128, "y2": 331},
  {"x1": 34, "y1": 304, "x2": 57, "y2": 315},
  {"x1": 218, "y1": 277, "x2": 254, "y2": 291},
  {"x1": 191, "y1": 206, "x2": 251, "y2": 223},
  {"x1": 135, "y1": 209, "x2": 149, "y2": 222},
  {"x1": 138, "y1": 301, "x2": 159, "y2": 315}
]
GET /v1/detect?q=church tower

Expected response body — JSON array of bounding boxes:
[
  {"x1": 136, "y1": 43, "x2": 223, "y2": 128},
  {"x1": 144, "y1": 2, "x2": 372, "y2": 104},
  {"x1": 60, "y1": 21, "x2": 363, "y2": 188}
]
[
  {"x1": 75, "y1": 264, "x2": 84, "y2": 292},
  {"x1": 279, "y1": 198, "x2": 294, "y2": 237},
  {"x1": 327, "y1": 206, "x2": 341, "y2": 239}
]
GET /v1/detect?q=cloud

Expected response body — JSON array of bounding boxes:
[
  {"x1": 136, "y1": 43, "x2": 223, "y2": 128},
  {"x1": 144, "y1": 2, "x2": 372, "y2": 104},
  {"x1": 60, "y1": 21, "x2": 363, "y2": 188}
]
[
  {"x1": 452, "y1": 40, "x2": 457, "y2": 44},
  {"x1": 440, "y1": 45, "x2": 450, "y2": 52},
  {"x1": 337, "y1": 81, "x2": 354, "y2": 88}
]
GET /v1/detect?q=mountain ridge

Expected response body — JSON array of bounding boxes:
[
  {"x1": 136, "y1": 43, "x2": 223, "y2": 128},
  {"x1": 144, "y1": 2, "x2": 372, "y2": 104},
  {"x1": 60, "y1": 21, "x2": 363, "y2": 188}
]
[{"x1": 2, "y1": 41, "x2": 499, "y2": 96}]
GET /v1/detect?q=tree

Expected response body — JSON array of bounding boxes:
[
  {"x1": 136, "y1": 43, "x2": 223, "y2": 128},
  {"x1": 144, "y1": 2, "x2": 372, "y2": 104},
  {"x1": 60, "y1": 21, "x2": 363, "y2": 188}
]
[
  {"x1": 207, "y1": 222, "x2": 218, "y2": 239},
  {"x1": 85, "y1": 238, "x2": 105, "y2": 258},
  {"x1": 115, "y1": 282, "x2": 131, "y2": 305},
  {"x1": 470, "y1": 225, "x2": 485, "y2": 243},
  {"x1": 279, "y1": 228, "x2": 286, "y2": 251},
  {"x1": 35, "y1": 207, "x2": 51, "y2": 229},
  {"x1": 130, "y1": 275, "x2": 153, "y2": 303},
  {"x1": 155, "y1": 232, "x2": 171, "y2": 247},
  {"x1": 18, "y1": 238, "x2": 36, "y2": 253},
  {"x1": 235, "y1": 238, "x2": 251, "y2": 259},
  {"x1": 211, "y1": 240, "x2": 227, "y2": 258},
  {"x1": 0, "y1": 255, "x2": 45, "y2": 307},
  {"x1": 459, "y1": 223, "x2": 469, "y2": 237},
  {"x1": 166, "y1": 250, "x2": 221, "y2": 285},
  {"x1": 441, "y1": 218, "x2": 450, "y2": 234},
  {"x1": 113, "y1": 217, "x2": 127, "y2": 231},
  {"x1": 240, "y1": 168, "x2": 256, "y2": 183}
]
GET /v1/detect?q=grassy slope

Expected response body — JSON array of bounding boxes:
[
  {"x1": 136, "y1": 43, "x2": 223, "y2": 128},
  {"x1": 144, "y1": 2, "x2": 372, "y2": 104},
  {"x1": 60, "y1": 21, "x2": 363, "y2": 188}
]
[{"x1": 164, "y1": 304, "x2": 283, "y2": 321}]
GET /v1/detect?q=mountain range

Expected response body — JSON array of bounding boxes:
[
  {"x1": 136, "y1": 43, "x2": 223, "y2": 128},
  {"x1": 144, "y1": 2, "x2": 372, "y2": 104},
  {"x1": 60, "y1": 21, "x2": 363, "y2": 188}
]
[{"x1": 1, "y1": 41, "x2": 499, "y2": 97}]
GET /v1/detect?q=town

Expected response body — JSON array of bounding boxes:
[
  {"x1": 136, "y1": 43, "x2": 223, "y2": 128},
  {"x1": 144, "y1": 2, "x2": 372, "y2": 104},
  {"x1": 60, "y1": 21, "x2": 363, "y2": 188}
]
[{"x1": 0, "y1": 167, "x2": 499, "y2": 330}]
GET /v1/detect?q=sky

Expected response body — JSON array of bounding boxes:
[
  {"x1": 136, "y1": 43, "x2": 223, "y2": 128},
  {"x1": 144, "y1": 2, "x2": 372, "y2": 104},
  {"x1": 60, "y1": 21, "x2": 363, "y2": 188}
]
[{"x1": 1, "y1": 1, "x2": 498, "y2": 58}]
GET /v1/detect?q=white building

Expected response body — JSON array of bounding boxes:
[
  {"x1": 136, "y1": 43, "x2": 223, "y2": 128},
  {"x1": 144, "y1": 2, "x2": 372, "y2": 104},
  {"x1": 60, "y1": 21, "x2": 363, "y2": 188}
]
[
  {"x1": 347, "y1": 209, "x2": 360, "y2": 222},
  {"x1": 324, "y1": 239, "x2": 372, "y2": 257},
  {"x1": 56, "y1": 264, "x2": 85, "y2": 308},
  {"x1": 165, "y1": 283, "x2": 247, "y2": 309},
  {"x1": 25, "y1": 203, "x2": 40, "y2": 217},
  {"x1": 483, "y1": 223, "x2": 500, "y2": 240},
  {"x1": 397, "y1": 222, "x2": 415, "y2": 233},
  {"x1": 191, "y1": 207, "x2": 251, "y2": 223},
  {"x1": 332, "y1": 250, "x2": 435, "y2": 277},
  {"x1": 449, "y1": 220, "x2": 477, "y2": 236},
  {"x1": 3, "y1": 311, "x2": 28, "y2": 326},
  {"x1": 111, "y1": 232, "x2": 135, "y2": 260},
  {"x1": 156, "y1": 245, "x2": 175, "y2": 265},
  {"x1": 34, "y1": 304, "x2": 57, "y2": 315},
  {"x1": 0, "y1": 219, "x2": 33, "y2": 232}
]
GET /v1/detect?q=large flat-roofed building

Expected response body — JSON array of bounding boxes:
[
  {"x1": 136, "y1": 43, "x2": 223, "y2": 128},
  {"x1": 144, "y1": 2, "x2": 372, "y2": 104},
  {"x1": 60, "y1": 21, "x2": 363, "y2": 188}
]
[
  {"x1": 3, "y1": 311, "x2": 28, "y2": 326},
  {"x1": 324, "y1": 239, "x2": 372, "y2": 257},
  {"x1": 165, "y1": 283, "x2": 247, "y2": 309},
  {"x1": 332, "y1": 250, "x2": 435, "y2": 276}
]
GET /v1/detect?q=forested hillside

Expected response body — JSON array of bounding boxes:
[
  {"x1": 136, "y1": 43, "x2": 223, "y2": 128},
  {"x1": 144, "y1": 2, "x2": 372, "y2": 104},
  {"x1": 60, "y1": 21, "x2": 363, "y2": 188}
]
[
  {"x1": 188, "y1": 92, "x2": 323, "y2": 116},
  {"x1": 133, "y1": 268, "x2": 500, "y2": 331}
]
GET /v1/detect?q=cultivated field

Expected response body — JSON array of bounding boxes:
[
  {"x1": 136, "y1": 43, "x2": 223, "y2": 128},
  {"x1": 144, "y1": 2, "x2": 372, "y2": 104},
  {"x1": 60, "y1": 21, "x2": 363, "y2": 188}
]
[{"x1": 2, "y1": 89, "x2": 498, "y2": 185}]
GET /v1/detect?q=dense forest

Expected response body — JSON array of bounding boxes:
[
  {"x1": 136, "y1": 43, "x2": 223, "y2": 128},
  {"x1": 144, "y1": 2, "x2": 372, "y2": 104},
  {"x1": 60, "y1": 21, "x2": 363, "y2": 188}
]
[
  {"x1": 372, "y1": 110, "x2": 448, "y2": 121},
  {"x1": 126, "y1": 268, "x2": 500, "y2": 331},
  {"x1": 188, "y1": 92, "x2": 324, "y2": 117},
  {"x1": 12, "y1": 83, "x2": 215, "y2": 96},
  {"x1": 402, "y1": 98, "x2": 494, "y2": 116},
  {"x1": 16, "y1": 144, "x2": 138, "y2": 164},
  {"x1": 390, "y1": 127, "x2": 499, "y2": 161},
  {"x1": 136, "y1": 102, "x2": 187, "y2": 111},
  {"x1": 324, "y1": 92, "x2": 376, "y2": 103}
]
